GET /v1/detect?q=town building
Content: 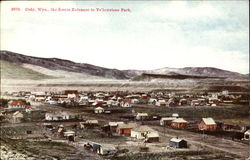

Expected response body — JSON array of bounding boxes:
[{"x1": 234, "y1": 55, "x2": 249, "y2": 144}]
[{"x1": 198, "y1": 118, "x2": 217, "y2": 131}]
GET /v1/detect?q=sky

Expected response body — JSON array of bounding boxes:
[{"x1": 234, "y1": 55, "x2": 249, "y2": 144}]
[{"x1": 1, "y1": 1, "x2": 249, "y2": 74}]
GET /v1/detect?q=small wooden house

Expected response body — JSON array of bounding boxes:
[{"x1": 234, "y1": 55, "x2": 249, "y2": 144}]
[
  {"x1": 108, "y1": 122, "x2": 124, "y2": 132},
  {"x1": 45, "y1": 112, "x2": 70, "y2": 121},
  {"x1": 63, "y1": 131, "x2": 76, "y2": 141},
  {"x1": 80, "y1": 120, "x2": 99, "y2": 129},
  {"x1": 156, "y1": 99, "x2": 166, "y2": 106},
  {"x1": 116, "y1": 123, "x2": 138, "y2": 136},
  {"x1": 121, "y1": 99, "x2": 132, "y2": 108},
  {"x1": 198, "y1": 118, "x2": 216, "y2": 131},
  {"x1": 135, "y1": 113, "x2": 149, "y2": 121},
  {"x1": 160, "y1": 117, "x2": 177, "y2": 126},
  {"x1": 8, "y1": 101, "x2": 26, "y2": 109},
  {"x1": 171, "y1": 118, "x2": 188, "y2": 129},
  {"x1": 148, "y1": 98, "x2": 157, "y2": 105},
  {"x1": 131, "y1": 125, "x2": 159, "y2": 142},
  {"x1": 172, "y1": 113, "x2": 179, "y2": 118},
  {"x1": 94, "y1": 107, "x2": 104, "y2": 114},
  {"x1": 11, "y1": 111, "x2": 24, "y2": 123},
  {"x1": 243, "y1": 130, "x2": 250, "y2": 140},
  {"x1": 169, "y1": 138, "x2": 188, "y2": 148}
]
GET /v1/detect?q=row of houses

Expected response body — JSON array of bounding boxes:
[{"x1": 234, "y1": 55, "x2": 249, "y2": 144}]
[
  {"x1": 160, "y1": 116, "x2": 217, "y2": 131},
  {"x1": 4, "y1": 90, "x2": 248, "y2": 108}
]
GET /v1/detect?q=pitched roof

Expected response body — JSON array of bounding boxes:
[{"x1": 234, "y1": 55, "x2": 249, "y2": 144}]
[
  {"x1": 87, "y1": 120, "x2": 98, "y2": 124},
  {"x1": 172, "y1": 118, "x2": 188, "y2": 123},
  {"x1": 95, "y1": 107, "x2": 104, "y2": 110},
  {"x1": 132, "y1": 125, "x2": 156, "y2": 132},
  {"x1": 109, "y1": 121, "x2": 124, "y2": 126},
  {"x1": 202, "y1": 118, "x2": 216, "y2": 125},
  {"x1": 158, "y1": 99, "x2": 166, "y2": 103},
  {"x1": 245, "y1": 130, "x2": 250, "y2": 134},
  {"x1": 117, "y1": 123, "x2": 138, "y2": 129},
  {"x1": 161, "y1": 117, "x2": 177, "y2": 121},
  {"x1": 13, "y1": 111, "x2": 23, "y2": 116},
  {"x1": 170, "y1": 137, "x2": 186, "y2": 143},
  {"x1": 46, "y1": 112, "x2": 69, "y2": 117},
  {"x1": 9, "y1": 100, "x2": 26, "y2": 106},
  {"x1": 172, "y1": 113, "x2": 179, "y2": 117},
  {"x1": 136, "y1": 113, "x2": 148, "y2": 116}
]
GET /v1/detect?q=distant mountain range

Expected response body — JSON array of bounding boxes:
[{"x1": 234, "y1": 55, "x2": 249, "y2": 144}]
[{"x1": 0, "y1": 50, "x2": 248, "y2": 80}]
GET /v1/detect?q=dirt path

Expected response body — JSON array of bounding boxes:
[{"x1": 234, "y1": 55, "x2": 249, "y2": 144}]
[{"x1": 151, "y1": 126, "x2": 250, "y2": 158}]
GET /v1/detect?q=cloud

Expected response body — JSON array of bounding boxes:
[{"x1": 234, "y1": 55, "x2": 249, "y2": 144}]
[{"x1": 1, "y1": 1, "x2": 249, "y2": 74}]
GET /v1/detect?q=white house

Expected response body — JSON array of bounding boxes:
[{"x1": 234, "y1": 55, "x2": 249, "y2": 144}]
[
  {"x1": 7, "y1": 101, "x2": 26, "y2": 109},
  {"x1": 67, "y1": 93, "x2": 76, "y2": 99},
  {"x1": 131, "y1": 99, "x2": 140, "y2": 104},
  {"x1": 107, "y1": 100, "x2": 119, "y2": 107},
  {"x1": 156, "y1": 99, "x2": 166, "y2": 106},
  {"x1": 160, "y1": 117, "x2": 177, "y2": 126},
  {"x1": 120, "y1": 99, "x2": 132, "y2": 107},
  {"x1": 80, "y1": 120, "x2": 99, "y2": 129},
  {"x1": 48, "y1": 100, "x2": 58, "y2": 105},
  {"x1": 45, "y1": 112, "x2": 70, "y2": 121},
  {"x1": 94, "y1": 107, "x2": 104, "y2": 114},
  {"x1": 11, "y1": 111, "x2": 24, "y2": 123},
  {"x1": 243, "y1": 130, "x2": 250, "y2": 140},
  {"x1": 172, "y1": 113, "x2": 179, "y2": 118},
  {"x1": 148, "y1": 98, "x2": 157, "y2": 105},
  {"x1": 109, "y1": 121, "x2": 124, "y2": 127},
  {"x1": 135, "y1": 113, "x2": 148, "y2": 120},
  {"x1": 131, "y1": 125, "x2": 159, "y2": 142}
]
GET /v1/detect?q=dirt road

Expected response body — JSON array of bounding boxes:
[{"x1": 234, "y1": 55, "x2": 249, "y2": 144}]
[{"x1": 151, "y1": 126, "x2": 250, "y2": 158}]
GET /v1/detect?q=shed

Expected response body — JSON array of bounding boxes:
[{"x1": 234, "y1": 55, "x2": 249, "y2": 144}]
[
  {"x1": 97, "y1": 144, "x2": 117, "y2": 155},
  {"x1": 63, "y1": 131, "x2": 76, "y2": 141},
  {"x1": 84, "y1": 142, "x2": 101, "y2": 152},
  {"x1": 169, "y1": 138, "x2": 187, "y2": 148}
]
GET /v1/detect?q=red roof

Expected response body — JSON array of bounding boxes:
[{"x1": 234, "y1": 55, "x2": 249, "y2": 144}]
[
  {"x1": 9, "y1": 101, "x2": 26, "y2": 106},
  {"x1": 123, "y1": 99, "x2": 132, "y2": 104},
  {"x1": 64, "y1": 90, "x2": 78, "y2": 94}
]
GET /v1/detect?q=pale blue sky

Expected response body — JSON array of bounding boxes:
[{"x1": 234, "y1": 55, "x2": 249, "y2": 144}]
[{"x1": 1, "y1": 1, "x2": 249, "y2": 74}]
